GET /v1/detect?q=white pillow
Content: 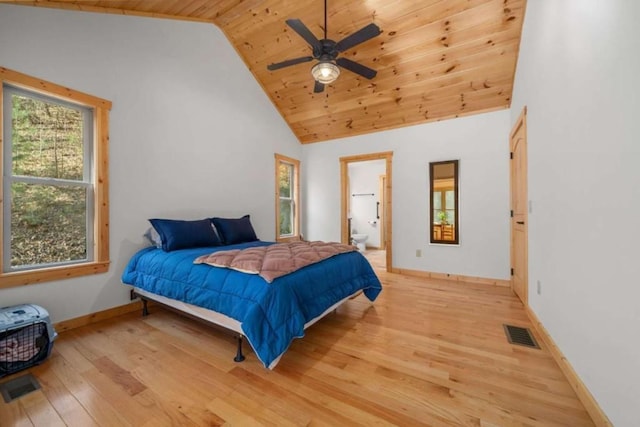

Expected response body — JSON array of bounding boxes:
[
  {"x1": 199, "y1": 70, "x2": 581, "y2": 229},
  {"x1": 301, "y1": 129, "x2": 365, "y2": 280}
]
[{"x1": 143, "y1": 227, "x2": 162, "y2": 248}]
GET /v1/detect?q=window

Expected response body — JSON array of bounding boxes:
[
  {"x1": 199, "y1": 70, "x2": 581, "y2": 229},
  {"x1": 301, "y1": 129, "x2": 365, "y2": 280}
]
[
  {"x1": 275, "y1": 154, "x2": 300, "y2": 241},
  {"x1": 430, "y1": 160, "x2": 459, "y2": 244},
  {"x1": 1, "y1": 67, "x2": 111, "y2": 288}
]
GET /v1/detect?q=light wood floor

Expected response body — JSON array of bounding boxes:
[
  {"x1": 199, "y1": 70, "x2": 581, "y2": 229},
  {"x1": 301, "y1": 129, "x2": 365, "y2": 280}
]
[
  {"x1": 1, "y1": 253, "x2": 594, "y2": 426},
  {"x1": 363, "y1": 248, "x2": 386, "y2": 270}
]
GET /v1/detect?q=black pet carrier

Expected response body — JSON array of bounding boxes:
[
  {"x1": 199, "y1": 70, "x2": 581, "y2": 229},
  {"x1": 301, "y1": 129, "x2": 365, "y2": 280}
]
[{"x1": 0, "y1": 304, "x2": 57, "y2": 378}]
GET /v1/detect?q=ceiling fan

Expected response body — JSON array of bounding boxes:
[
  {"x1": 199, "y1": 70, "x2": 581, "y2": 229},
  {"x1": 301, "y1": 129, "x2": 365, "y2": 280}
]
[{"x1": 267, "y1": 0, "x2": 382, "y2": 93}]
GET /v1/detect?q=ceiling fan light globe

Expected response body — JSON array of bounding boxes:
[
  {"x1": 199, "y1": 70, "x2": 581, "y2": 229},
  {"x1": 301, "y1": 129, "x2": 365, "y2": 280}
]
[{"x1": 312, "y1": 61, "x2": 340, "y2": 84}]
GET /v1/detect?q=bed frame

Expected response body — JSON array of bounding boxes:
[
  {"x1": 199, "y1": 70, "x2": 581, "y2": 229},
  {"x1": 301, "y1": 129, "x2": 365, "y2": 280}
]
[
  {"x1": 133, "y1": 287, "x2": 248, "y2": 362},
  {"x1": 132, "y1": 286, "x2": 362, "y2": 364}
]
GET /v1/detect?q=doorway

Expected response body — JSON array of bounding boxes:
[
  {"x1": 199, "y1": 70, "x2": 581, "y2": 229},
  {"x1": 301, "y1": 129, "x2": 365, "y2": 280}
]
[
  {"x1": 510, "y1": 107, "x2": 528, "y2": 304},
  {"x1": 340, "y1": 152, "x2": 393, "y2": 272}
]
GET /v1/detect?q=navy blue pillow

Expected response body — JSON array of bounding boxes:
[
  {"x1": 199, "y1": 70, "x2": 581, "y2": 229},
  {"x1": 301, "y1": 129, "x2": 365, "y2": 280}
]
[
  {"x1": 149, "y1": 218, "x2": 221, "y2": 251},
  {"x1": 211, "y1": 215, "x2": 258, "y2": 245}
]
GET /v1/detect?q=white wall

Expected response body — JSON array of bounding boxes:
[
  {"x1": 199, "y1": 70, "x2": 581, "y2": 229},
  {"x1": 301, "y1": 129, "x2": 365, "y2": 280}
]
[
  {"x1": 303, "y1": 110, "x2": 511, "y2": 280},
  {"x1": 510, "y1": 1, "x2": 640, "y2": 425},
  {"x1": 0, "y1": 5, "x2": 300, "y2": 322},
  {"x1": 348, "y1": 160, "x2": 385, "y2": 248}
]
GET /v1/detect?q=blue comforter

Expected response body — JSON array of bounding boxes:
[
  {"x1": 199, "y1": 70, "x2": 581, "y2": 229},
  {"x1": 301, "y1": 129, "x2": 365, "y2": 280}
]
[{"x1": 121, "y1": 241, "x2": 382, "y2": 368}]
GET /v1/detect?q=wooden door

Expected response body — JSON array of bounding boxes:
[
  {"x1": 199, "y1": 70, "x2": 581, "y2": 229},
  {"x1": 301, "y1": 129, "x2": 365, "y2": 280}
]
[
  {"x1": 378, "y1": 175, "x2": 386, "y2": 250},
  {"x1": 510, "y1": 107, "x2": 528, "y2": 304}
]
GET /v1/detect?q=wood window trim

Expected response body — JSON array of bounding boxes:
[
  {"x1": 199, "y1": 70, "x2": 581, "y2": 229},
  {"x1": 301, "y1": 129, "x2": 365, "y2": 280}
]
[
  {"x1": 274, "y1": 153, "x2": 300, "y2": 242},
  {"x1": 0, "y1": 67, "x2": 111, "y2": 289}
]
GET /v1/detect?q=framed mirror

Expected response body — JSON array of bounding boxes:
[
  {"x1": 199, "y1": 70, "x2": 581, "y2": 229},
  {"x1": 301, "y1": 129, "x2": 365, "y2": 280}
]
[{"x1": 430, "y1": 160, "x2": 459, "y2": 244}]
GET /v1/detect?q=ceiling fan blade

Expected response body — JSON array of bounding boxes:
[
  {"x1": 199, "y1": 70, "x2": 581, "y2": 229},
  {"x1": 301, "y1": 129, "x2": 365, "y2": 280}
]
[
  {"x1": 314, "y1": 80, "x2": 325, "y2": 93},
  {"x1": 286, "y1": 19, "x2": 321, "y2": 52},
  {"x1": 336, "y1": 57, "x2": 377, "y2": 79},
  {"x1": 335, "y1": 23, "x2": 381, "y2": 52},
  {"x1": 267, "y1": 56, "x2": 314, "y2": 71}
]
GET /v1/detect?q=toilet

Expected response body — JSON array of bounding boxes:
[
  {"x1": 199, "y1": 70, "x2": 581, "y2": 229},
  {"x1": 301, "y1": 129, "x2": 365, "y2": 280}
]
[{"x1": 351, "y1": 233, "x2": 368, "y2": 252}]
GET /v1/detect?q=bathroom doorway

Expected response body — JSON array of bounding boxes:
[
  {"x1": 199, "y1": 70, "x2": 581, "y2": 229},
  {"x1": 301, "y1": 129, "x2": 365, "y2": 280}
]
[{"x1": 339, "y1": 151, "x2": 393, "y2": 272}]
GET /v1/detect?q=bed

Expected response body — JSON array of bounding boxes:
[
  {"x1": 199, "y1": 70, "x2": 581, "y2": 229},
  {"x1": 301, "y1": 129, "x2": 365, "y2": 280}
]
[{"x1": 121, "y1": 240, "x2": 382, "y2": 369}]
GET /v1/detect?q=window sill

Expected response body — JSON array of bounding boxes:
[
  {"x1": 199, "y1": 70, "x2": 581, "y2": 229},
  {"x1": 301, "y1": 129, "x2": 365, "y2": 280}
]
[
  {"x1": 0, "y1": 261, "x2": 110, "y2": 289},
  {"x1": 276, "y1": 235, "x2": 302, "y2": 243}
]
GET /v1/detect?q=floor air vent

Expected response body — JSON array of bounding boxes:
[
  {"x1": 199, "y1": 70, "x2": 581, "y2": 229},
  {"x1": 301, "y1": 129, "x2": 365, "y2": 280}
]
[
  {"x1": 0, "y1": 374, "x2": 41, "y2": 403},
  {"x1": 503, "y1": 324, "x2": 540, "y2": 349}
]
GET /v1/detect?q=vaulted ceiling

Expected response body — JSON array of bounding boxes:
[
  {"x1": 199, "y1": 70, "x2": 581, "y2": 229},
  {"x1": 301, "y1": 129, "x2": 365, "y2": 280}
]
[{"x1": 3, "y1": 0, "x2": 526, "y2": 143}]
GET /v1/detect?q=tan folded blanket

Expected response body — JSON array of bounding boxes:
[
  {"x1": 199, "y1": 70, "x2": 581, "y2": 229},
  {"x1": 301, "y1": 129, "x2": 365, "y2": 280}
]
[{"x1": 194, "y1": 241, "x2": 356, "y2": 283}]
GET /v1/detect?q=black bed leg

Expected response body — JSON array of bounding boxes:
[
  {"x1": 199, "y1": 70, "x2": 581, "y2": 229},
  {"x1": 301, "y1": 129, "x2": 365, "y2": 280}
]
[
  {"x1": 234, "y1": 335, "x2": 246, "y2": 362},
  {"x1": 142, "y1": 298, "x2": 149, "y2": 317}
]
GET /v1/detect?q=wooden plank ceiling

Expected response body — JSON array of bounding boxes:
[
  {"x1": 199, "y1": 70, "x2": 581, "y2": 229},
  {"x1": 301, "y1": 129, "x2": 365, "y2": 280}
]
[{"x1": 5, "y1": 0, "x2": 526, "y2": 143}]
